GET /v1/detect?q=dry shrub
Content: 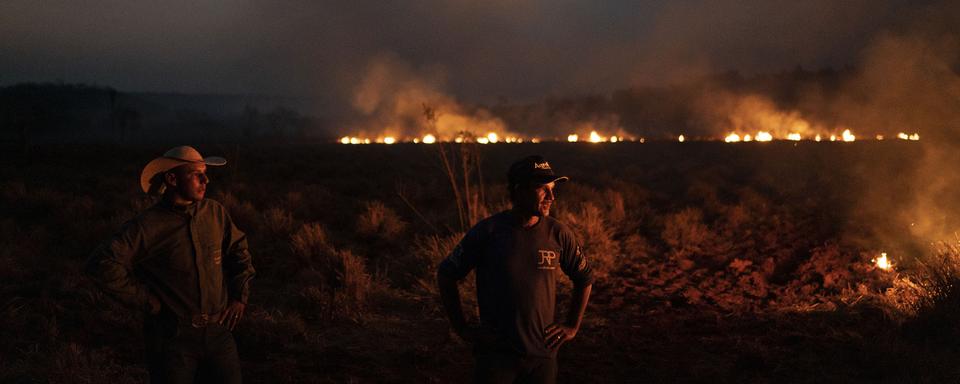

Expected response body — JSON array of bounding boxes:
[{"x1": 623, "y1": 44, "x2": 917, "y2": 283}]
[
  {"x1": 262, "y1": 207, "x2": 295, "y2": 236},
  {"x1": 336, "y1": 249, "x2": 373, "y2": 308},
  {"x1": 902, "y1": 243, "x2": 960, "y2": 336},
  {"x1": 622, "y1": 234, "x2": 653, "y2": 263},
  {"x1": 217, "y1": 191, "x2": 260, "y2": 233},
  {"x1": 410, "y1": 233, "x2": 463, "y2": 293},
  {"x1": 562, "y1": 202, "x2": 620, "y2": 279},
  {"x1": 291, "y1": 222, "x2": 334, "y2": 265},
  {"x1": 661, "y1": 208, "x2": 713, "y2": 260},
  {"x1": 290, "y1": 223, "x2": 374, "y2": 318},
  {"x1": 601, "y1": 189, "x2": 626, "y2": 226},
  {"x1": 356, "y1": 200, "x2": 406, "y2": 240}
]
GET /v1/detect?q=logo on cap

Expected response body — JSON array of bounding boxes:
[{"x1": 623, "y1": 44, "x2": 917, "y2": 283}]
[{"x1": 533, "y1": 162, "x2": 552, "y2": 170}]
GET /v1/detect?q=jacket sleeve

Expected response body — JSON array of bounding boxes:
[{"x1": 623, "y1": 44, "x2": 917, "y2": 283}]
[
  {"x1": 84, "y1": 218, "x2": 155, "y2": 311},
  {"x1": 560, "y1": 229, "x2": 594, "y2": 286},
  {"x1": 221, "y1": 209, "x2": 255, "y2": 304},
  {"x1": 437, "y1": 225, "x2": 484, "y2": 281}
]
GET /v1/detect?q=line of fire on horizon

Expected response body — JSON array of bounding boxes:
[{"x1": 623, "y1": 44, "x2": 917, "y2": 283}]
[{"x1": 338, "y1": 130, "x2": 921, "y2": 144}]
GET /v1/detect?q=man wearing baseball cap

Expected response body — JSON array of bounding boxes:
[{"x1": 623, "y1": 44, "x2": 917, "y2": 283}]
[
  {"x1": 86, "y1": 146, "x2": 255, "y2": 383},
  {"x1": 437, "y1": 155, "x2": 594, "y2": 383}
]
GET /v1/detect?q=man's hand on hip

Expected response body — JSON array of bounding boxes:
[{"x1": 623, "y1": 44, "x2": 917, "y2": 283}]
[
  {"x1": 218, "y1": 301, "x2": 247, "y2": 331},
  {"x1": 544, "y1": 323, "x2": 577, "y2": 349}
]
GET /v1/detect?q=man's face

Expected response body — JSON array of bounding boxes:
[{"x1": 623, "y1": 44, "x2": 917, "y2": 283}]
[
  {"x1": 514, "y1": 181, "x2": 556, "y2": 217},
  {"x1": 167, "y1": 162, "x2": 208, "y2": 202}
]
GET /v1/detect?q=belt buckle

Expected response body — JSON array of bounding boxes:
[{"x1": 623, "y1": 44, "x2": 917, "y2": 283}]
[{"x1": 191, "y1": 313, "x2": 209, "y2": 328}]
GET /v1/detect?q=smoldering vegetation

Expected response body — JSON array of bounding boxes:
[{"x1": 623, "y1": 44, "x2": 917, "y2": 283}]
[{"x1": 4, "y1": 141, "x2": 960, "y2": 382}]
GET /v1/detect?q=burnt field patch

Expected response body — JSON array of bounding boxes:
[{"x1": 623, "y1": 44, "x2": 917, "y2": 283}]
[{"x1": 3, "y1": 141, "x2": 960, "y2": 383}]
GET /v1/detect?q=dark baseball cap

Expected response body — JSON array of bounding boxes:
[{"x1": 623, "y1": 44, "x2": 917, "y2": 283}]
[{"x1": 508, "y1": 155, "x2": 570, "y2": 187}]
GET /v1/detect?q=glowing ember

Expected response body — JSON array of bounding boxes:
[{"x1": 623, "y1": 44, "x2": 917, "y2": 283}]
[
  {"x1": 872, "y1": 252, "x2": 893, "y2": 271},
  {"x1": 815, "y1": 134, "x2": 822, "y2": 142},
  {"x1": 422, "y1": 134, "x2": 437, "y2": 144},
  {"x1": 678, "y1": 134, "x2": 685, "y2": 143},
  {"x1": 875, "y1": 135, "x2": 884, "y2": 141},
  {"x1": 487, "y1": 132, "x2": 499, "y2": 144},
  {"x1": 897, "y1": 132, "x2": 909, "y2": 140},
  {"x1": 566, "y1": 134, "x2": 579, "y2": 142},
  {"x1": 743, "y1": 134, "x2": 753, "y2": 142},
  {"x1": 531, "y1": 138, "x2": 541, "y2": 143},
  {"x1": 786, "y1": 133, "x2": 801, "y2": 141},
  {"x1": 383, "y1": 136, "x2": 396, "y2": 144},
  {"x1": 841, "y1": 129, "x2": 855, "y2": 142},
  {"x1": 610, "y1": 136, "x2": 619, "y2": 143},
  {"x1": 340, "y1": 136, "x2": 351, "y2": 144},
  {"x1": 724, "y1": 133, "x2": 741, "y2": 143},
  {"x1": 477, "y1": 137, "x2": 489, "y2": 144},
  {"x1": 830, "y1": 135, "x2": 837, "y2": 142},
  {"x1": 909, "y1": 133, "x2": 920, "y2": 141},
  {"x1": 755, "y1": 132, "x2": 773, "y2": 142}
]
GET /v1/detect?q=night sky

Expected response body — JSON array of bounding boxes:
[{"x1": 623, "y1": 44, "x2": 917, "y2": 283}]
[{"x1": 2, "y1": 0, "x2": 952, "y2": 103}]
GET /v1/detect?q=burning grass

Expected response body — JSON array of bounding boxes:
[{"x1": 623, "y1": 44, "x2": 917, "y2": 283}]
[{"x1": 1, "y1": 141, "x2": 956, "y2": 382}]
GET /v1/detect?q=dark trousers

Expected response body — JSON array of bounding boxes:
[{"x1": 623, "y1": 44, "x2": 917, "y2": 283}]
[
  {"x1": 144, "y1": 315, "x2": 242, "y2": 384},
  {"x1": 474, "y1": 352, "x2": 557, "y2": 384}
]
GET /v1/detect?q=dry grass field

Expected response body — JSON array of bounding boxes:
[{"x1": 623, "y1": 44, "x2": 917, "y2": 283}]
[{"x1": 3, "y1": 141, "x2": 960, "y2": 383}]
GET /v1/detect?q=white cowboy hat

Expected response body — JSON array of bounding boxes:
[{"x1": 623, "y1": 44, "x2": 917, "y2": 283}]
[{"x1": 140, "y1": 146, "x2": 226, "y2": 193}]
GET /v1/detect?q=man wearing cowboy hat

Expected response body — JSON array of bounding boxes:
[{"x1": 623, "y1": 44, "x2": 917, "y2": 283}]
[
  {"x1": 437, "y1": 155, "x2": 594, "y2": 384},
  {"x1": 86, "y1": 146, "x2": 255, "y2": 384}
]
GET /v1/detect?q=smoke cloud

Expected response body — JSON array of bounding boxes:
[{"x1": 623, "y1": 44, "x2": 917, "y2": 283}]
[{"x1": 345, "y1": 54, "x2": 508, "y2": 140}]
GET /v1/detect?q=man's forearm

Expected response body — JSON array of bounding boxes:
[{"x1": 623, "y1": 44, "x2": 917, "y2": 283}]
[
  {"x1": 226, "y1": 251, "x2": 255, "y2": 304},
  {"x1": 85, "y1": 255, "x2": 154, "y2": 311},
  {"x1": 565, "y1": 283, "x2": 592, "y2": 330},
  {"x1": 437, "y1": 272, "x2": 467, "y2": 332}
]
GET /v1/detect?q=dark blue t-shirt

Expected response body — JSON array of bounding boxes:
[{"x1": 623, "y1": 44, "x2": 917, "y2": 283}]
[{"x1": 438, "y1": 211, "x2": 594, "y2": 358}]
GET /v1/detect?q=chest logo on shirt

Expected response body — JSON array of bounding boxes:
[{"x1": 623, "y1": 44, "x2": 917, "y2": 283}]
[{"x1": 537, "y1": 249, "x2": 558, "y2": 270}]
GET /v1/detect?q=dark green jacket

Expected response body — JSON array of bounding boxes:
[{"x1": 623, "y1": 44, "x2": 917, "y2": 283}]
[{"x1": 86, "y1": 198, "x2": 255, "y2": 318}]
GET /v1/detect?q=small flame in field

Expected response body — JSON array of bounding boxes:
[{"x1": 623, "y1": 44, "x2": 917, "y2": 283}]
[
  {"x1": 336, "y1": 127, "x2": 918, "y2": 144},
  {"x1": 872, "y1": 252, "x2": 893, "y2": 271},
  {"x1": 589, "y1": 131, "x2": 603, "y2": 143},
  {"x1": 898, "y1": 132, "x2": 920, "y2": 141},
  {"x1": 842, "y1": 129, "x2": 855, "y2": 142}
]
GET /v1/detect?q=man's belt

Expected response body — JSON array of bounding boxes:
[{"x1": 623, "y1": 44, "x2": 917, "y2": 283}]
[{"x1": 189, "y1": 312, "x2": 221, "y2": 328}]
